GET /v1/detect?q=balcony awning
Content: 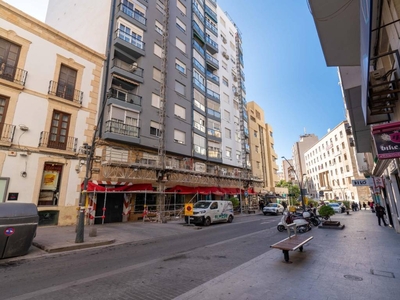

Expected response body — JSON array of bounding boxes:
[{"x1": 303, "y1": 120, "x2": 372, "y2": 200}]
[
  {"x1": 112, "y1": 74, "x2": 139, "y2": 86},
  {"x1": 84, "y1": 181, "x2": 153, "y2": 192}
]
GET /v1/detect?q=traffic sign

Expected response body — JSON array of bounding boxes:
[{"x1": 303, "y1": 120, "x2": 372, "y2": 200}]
[
  {"x1": 4, "y1": 227, "x2": 15, "y2": 236},
  {"x1": 244, "y1": 191, "x2": 248, "y2": 197},
  {"x1": 185, "y1": 203, "x2": 193, "y2": 216}
]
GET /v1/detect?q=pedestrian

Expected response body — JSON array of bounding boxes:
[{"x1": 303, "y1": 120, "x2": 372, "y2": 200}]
[
  {"x1": 375, "y1": 203, "x2": 388, "y2": 226},
  {"x1": 281, "y1": 201, "x2": 287, "y2": 212},
  {"x1": 259, "y1": 199, "x2": 265, "y2": 211},
  {"x1": 363, "y1": 202, "x2": 367, "y2": 210}
]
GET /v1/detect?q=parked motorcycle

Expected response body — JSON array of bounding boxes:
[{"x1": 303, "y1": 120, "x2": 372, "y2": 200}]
[{"x1": 277, "y1": 211, "x2": 312, "y2": 233}]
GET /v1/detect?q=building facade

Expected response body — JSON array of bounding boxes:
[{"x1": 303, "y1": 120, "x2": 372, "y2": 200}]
[
  {"x1": 46, "y1": 0, "x2": 255, "y2": 222},
  {"x1": 309, "y1": 0, "x2": 400, "y2": 233},
  {"x1": 0, "y1": 2, "x2": 104, "y2": 225},
  {"x1": 304, "y1": 121, "x2": 370, "y2": 203},
  {"x1": 292, "y1": 133, "x2": 318, "y2": 184},
  {"x1": 264, "y1": 123, "x2": 279, "y2": 188}
]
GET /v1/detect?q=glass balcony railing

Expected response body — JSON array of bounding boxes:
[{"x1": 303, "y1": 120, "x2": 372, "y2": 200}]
[
  {"x1": 119, "y1": 3, "x2": 146, "y2": 25},
  {"x1": 108, "y1": 88, "x2": 142, "y2": 106},
  {"x1": 207, "y1": 108, "x2": 221, "y2": 118},
  {"x1": 206, "y1": 53, "x2": 219, "y2": 66},
  {"x1": 207, "y1": 88, "x2": 220, "y2": 100},
  {"x1": 194, "y1": 144, "x2": 206, "y2": 155},
  {"x1": 193, "y1": 40, "x2": 205, "y2": 56},
  {"x1": 194, "y1": 121, "x2": 206, "y2": 132},
  {"x1": 193, "y1": 58, "x2": 205, "y2": 73},
  {"x1": 206, "y1": 70, "x2": 219, "y2": 83},
  {"x1": 241, "y1": 69, "x2": 245, "y2": 81},
  {"x1": 205, "y1": 20, "x2": 218, "y2": 36},
  {"x1": 194, "y1": 99, "x2": 205, "y2": 111},
  {"x1": 116, "y1": 29, "x2": 145, "y2": 50},
  {"x1": 193, "y1": 4, "x2": 204, "y2": 21},
  {"x1": 205, "y1": 5, "x2": 217, "y2": 22},
  {"x1": 207, "y1": 128, "x2": 221, "y2": 138},
  {"x1": 244, "y1": 127, "x2": 249, "y2": 137},
  {"x1": 193, "y1": 22, "x2": 205, "y2": 40},
  {"x1": 193, "y1": 77, "x2": 205, "y2": 92},
  {"x1": 205, "y1": 36, "x2": 218, "y2": 51}
]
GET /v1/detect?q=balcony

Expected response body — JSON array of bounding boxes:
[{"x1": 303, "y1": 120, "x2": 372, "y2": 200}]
[
  {"x1": 240, "y1": 69, "x2": 245, "y2": 81},
  {"x1": 105, "y1": 120, "x2": 140, "y2": 138},
  {"x1": 205, "y1": 5, "x2": 217, "y2": 23},
  {"x1": 207, "y1": 128, "x2": 221, "y2": 139},
  {"x1": 208, "y1": 148, "x2": 222, "y2": 159},
  {"x1": 241, "y1": 82, "x2": 246, "y2": 94},
  {"x1": 245, "y1": 143, "x2": 250, "y2": 153},
  {"x1": 0, "y1": 63, "x2": 28, "y2": 86},
  {"x1": 205, "y1": 35, "x2": 218, "y2": 54},
  {"x1": 206, "y1": 70, "x2": 219, "y2": 85},
  {"x1": 205, "y1": 19, "x2": 218, "y2": 36},
  {"x1": 118, "y1": 3, "x2": 147, "y2": 30},
  {"x1": 114, "y1": 29, "x2": 145, "y2": 58},
  {"x1": 194, "y1": 99, "x2": 205, "y2": 112},
  {"x1": 193, "y1": 22, "x2": 205, "y2": 43},
  {"x1": 111, "y1": 58, "x2": 144, "y2": 84},
  {"x1": 208, "y1": 0, "x2": 216, "y2": 7},
  {"x1": 48, "y1": 80, "x2": 83, "y2": 104},
  {"x1": 206, "y1": 53, "x2": 219, "y2": 70},
  {"x1": 193, "y1": 4, "x2": 204, "y2": 22},
  {"x1": 194, "y1": 120, "x2": 206, "y2": 133},
  {"x1": 244, "y1": 127, "x2": 249, "y2": 137},
  {"x1": 194, "y1": 144, "x2": 206, "y2": 156},
  {"x1": 193, "y1": 40, "x2": 205, "y2": 56},
  {"x1": 207, "y1": 88, "x2": 220, "y2": 101},
  {"x1": 107, "y1": 87, "x2": 142, "y2": 108},
  {"x1": 39, "y1": 131, "x2": 77, "y2": 152},
  {"x1": 193, "y1": 58, "x2": 205, "y2": 73},
  {"x1": 193, "y1": 77, "x2": 205, "y2": 92},
  {"x1": 0, "y1": 123, "x2": 16, "y2": 145},
  {"x1": 207, "y1": 108, "x2": 221, "y2": 119}
]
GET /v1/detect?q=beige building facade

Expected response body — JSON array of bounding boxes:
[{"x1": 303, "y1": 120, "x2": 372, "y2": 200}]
[{"x1": 0, "y1": 3, "x2": 104, "y2": 225}]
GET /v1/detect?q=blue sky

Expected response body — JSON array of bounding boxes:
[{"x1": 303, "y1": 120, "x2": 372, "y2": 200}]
[{"x1": 5, "y1": 0, "x2": 345, "y2": 170}]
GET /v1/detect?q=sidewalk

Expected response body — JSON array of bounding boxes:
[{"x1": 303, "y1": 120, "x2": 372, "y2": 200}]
[{"x1": 175, "y1": 210, "x2": 400, "y2": 300}]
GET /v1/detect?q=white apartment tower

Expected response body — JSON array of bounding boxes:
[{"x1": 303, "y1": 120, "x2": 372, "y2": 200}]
[{"x1": 292, "y1": 133, "x2": 318, "y2": 184}]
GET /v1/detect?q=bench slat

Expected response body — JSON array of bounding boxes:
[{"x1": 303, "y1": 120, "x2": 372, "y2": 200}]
[{"x1": 270, "y1": 236, "x2": 313, "y2": 251}]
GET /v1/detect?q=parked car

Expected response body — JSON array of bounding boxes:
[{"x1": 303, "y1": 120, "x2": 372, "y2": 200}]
[
  {"x1": 328, "y1": 203, "x2": 342, "y2": 214},
  {"x1": 263, "y1": 203, "x2": 284, "y2": 215}
]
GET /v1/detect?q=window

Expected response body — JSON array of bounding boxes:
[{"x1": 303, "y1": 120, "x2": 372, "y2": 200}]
[
  {"x1": 224, "y1": 110, "x2": 230, "y2": 122},
  {"x1": 257, "y1": 161, "x2": 260, "y2": 169},
  {"x1": 194, "y1": 89, "x2": 205, "y2": 111},
  {"x1": 223, "y1": 93, "x2": 229, "y2": 103},
  {"x1": 342, "y1": 142, "x2": 345, "y2": 149},
  {"x1": 176, "y1": 17, "x2": 186, "y2": 32},
  {"x1": 194, "y1": 134, "x2": 206, "y2": 155},
  {"x1": 118, "y1": 23, "x2": 143, "y2": 48},
  {"x1": 155, "y1": 20, "x2": 164, "y2": 35},
  {"x1": 340, "y1": 131, "x2": 343, "y2": 138},
  {"x1": 222, "y1": 77, "x2": 228, "y2": 87},
  {"x1": 254, "y1": 130, "x2": 258, "y2": 137},
  {"x1": 175, "y1": 80, "x2": 185, "y2": 96},
  {"x1": 230, "y1": 41, "x2": 235, "y2": 51},
  {"x1": 174, "y1": 129, "x2": 185, "y2": 144},
  {"x1": 346, "y1": 165, "x2": 350, "y2": 172},
  {"x1": 255, "y1": 145, "x2": 259, "y2": 153},
  {"x1": 236, "y1": 151, "x2": 241, "y2": 160},
  {"x1": 56, "y1": 64, "x2": 77, "y2": 101},
  {"x1": 225, "y1": 146, "x2": 232, "y2": 158},
  {"x1": 151, "y1": 93, "x2": 161, "y2": 108},
  {"x1": 222, "y1": 61, "x2": 227, "y2": 70},
  {"x1": 150, "y1": 121, "x2": 161, "y2": 137},
  {"x1": 225, "y1": 128, "x2": 231, "y2": 139},
  {"x1": 176, "y1": 37, "x2": 186, "y2": 53},
  {"x1": 177, "y1": 0, "x2": 186, "y2": 15},
  {"x1": 234, "y1": 116, "x2": 239, "y2": 125},
  {"x1": 344, "y1": 153, "x2": 347, "y2": 160},
  {"x1": 49, "y1": 110, "x2": 71, "y2": 150},
  {"x1": 0, "y1": 95, "x2": 10, "y2": 138},
  {"x1": 194, "y1": 111, "x2": 206, "y2": 132},
  {"x1": 154, "y1": 43, "x2": 163, "y2": 57},
  {"x1": 0, "y1": 37, "x2": 21, "y2": 82},
  {"x1": 174, "y1": 104, "x2": 186, "y2": 119},
  {"x1": 256, "y1": 110, "x2": 261, "y2": 120},
  {"x1": 175, "y1": 58, "x2": 186, "y2": 74},
  {"x1": 233, "y1": 100, "x2": 239, "y2": 110},
  {"x1": 153, "y1": 67, "x2": 161, "y2": 82},
  {"x1": 235, "y1": 131, "x2": 240, "y2": 142}
]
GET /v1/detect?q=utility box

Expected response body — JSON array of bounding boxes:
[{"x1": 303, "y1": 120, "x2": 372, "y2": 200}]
[{"x1": 0, "y1": 203, "x2": 39, "y2": 259}]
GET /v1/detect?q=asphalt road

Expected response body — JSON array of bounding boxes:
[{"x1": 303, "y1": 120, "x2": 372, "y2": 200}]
[{"x1": 0, "y1": 214, "x2": 284, "y2": 300}]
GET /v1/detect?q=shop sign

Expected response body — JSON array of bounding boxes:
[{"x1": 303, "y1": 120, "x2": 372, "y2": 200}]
[{"x1": 371, "y1": 122, "x2": 400, "y2": 159}]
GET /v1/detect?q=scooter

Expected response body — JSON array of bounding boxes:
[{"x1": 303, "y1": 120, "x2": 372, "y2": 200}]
[{"x1": 277, "y1": 211, "x2": 312, "y2": 233}]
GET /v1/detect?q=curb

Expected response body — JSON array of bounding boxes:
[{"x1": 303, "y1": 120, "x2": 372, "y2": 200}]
[{"x1": 32, "y1": 239, "x2": 116, "y2": 253}]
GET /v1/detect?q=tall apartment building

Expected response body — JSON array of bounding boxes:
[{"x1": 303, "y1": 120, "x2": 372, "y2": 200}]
[
  {"x1": 264, "y1": 123, "x2": 279, "y2": 187},
  {"x1": 304, "y1": 121, "x2": 370, "y2": 203},
  {"x1": 46, "y1": 0, "x2": 254, "y2": 223},
  {"x1": 0, "y1": 3, "x2": 104, "y2": 225},
  {"x1": 292, "y1": 133, "x2": 318, "y2": 184},
  {"x1": 282, "y1": 158, "x2": 296, "y2": 182}
]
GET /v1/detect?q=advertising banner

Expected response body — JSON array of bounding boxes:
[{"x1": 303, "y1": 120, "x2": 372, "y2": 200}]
[{"x1": 371, "y1": 122, "x2": 400, "y2": 159}]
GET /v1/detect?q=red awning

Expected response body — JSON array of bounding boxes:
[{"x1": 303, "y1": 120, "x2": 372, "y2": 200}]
[{"x1": 84, "y1": 181, "x2": 153, "y2": 192}]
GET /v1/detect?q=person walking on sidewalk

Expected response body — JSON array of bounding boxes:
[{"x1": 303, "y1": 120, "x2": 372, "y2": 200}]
[
  {"x1": 375, "y1": 203, "x2": 388, "y2": 226},
  {"x1": 363, "y1": 202, "x2": 367, "y2": 210}
]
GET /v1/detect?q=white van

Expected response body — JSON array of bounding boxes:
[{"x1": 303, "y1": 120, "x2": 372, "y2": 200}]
[{"x1": 185, "y1": 200, "x2": 234, "y2": 226}]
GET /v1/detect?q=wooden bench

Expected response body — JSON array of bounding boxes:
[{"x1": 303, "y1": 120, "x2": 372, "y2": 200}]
[{"x1": 270, "y1": 224, "x2": 313, "y2": 263}]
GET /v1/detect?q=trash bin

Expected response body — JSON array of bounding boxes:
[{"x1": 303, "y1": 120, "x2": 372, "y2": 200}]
[{"x1": 0, "y1": 203, "x2": 39, "y2": 259}]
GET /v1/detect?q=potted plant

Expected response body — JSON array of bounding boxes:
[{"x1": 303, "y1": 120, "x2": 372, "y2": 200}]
[
  {"x1": 342, "y1": 200, "x2": 351, "y2": 214},
  {"x1": 229, "y1": 197, "x2": 240, "y2": 214},
  {"x1": 318, "y1": 205, "x2": 345, "y2": 229}
]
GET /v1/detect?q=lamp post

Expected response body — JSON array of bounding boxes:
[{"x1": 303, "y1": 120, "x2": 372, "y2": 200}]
[{"x1": 282, "y1": 156, "x2": 305, "y2": 211}]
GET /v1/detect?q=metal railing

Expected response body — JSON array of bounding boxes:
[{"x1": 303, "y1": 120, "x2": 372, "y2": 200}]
[
  {"x1": 193, "y1": 58, "x2": 205, "y2": 73},
  {"x1": 193, "y1": 21, "x2": 205, "y2": 40},
  {"x1": 105, "y1": 120, "x2": 140, "y2": 138},
  {"x1": 193, "y1": 4, "x2": 204, "y2": 21},
  {"x1": 207, "y1": 108, "x2": 221, "y2": 118},
  {"x1": 108, "y1": 87, "x2": 142, "y2": 106},
  {"x1": 205, "y1": 5, "x2": 217, "y2": 21},
  {"x1": 0, "y1": 63, "x2": 28, "y2": 86},
  {"x1": 48, "y1": 80, "x2": 83, "y2": 104},
  {"x1": 206, "y1": 36, "x2": 218, "y2": 50},
  {"x1": 0, "y1": 123, "x2": 15, "y2": 143},
  {"x1": 193, "y1": 40, "x2": 205, "y2": 56},
  {"x1": 206, "y1": 70, "x2": 219, "y2": 83},
  {"x1": 206, "y1": 53, "x2": 219, "y2": 66},
  {"x1": 39, "y1": 131, "x2": 77, "y2": 152},
  {"x1": 119, "y1": 3, "x2": 146, "y2": 25},
  {"x1": 116, "y1": 29, "x2": 145, "y2": 50},
  {"x1": 113, "y1": 58, "x2": 144, "y2": 78},
  {"x1": 193, "y1": 77, "x2": 205, "y2": 92},
  {"x1": 205, "y1": 19, "x2": 218, "y2": 36},
  {"x1": 206, "y1": 88, "x2": 220, "y2": 100}
]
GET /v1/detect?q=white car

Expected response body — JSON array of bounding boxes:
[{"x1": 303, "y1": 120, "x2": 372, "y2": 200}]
[
  {"x1": 328, "y1": 203, "x2": 342, "y2": 213},
  {"x1": 263, "y1": 203, "x2": 284, "y2": 215}
]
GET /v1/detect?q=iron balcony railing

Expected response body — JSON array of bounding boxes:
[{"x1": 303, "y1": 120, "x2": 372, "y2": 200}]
[
  {"x1": 108, "y1": 88, "x2": 142, "y2": 106},
  {"x1": 0, "y1": 123, "x2": 16, "y2": 143},
  {"x1": 39, "y1": 131, "x2": 77, "y2": 152},
  {"x1": 116, "y1": 29, "x2": 145, "y2": 50},
  {"x1": 48, "y1": 80, "x2": 83, "y2": 104},
  {"x1": 208, "y1": 148, "x2": 222, "y2": 159},
  {"x1": 193, "y1": 40, "x2": 205, "y2": 56},
  {"x1": 205, "y1": 20, "x2": 218, "y2": 36},
  {"x1": 113, "y1": 58, "x2": 144, "y2": 78},
  {"x1": 0, "y1": 63, "x2": 28, "y2": 86},
  {"x1": 193, "y1": 58, "x2": 205, "y2": 73},
  {"x1": 119, "y1": 3, "x2": 146, "y2": 25},
  {"x1": 105, "y1": 120, "x2": 140, "y2": 138}
]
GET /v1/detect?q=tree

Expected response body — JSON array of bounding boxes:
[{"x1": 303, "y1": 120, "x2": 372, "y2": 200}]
[{"x1": 275, "y1": 180, "x2": 300, "y2": 206}]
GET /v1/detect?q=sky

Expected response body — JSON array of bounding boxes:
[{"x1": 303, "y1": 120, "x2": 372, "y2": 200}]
[{"x1": 4, "y1": 0, "x2": 346, "y2": 171}]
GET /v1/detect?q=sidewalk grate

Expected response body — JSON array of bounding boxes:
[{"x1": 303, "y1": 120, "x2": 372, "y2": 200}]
[
  {"x1": 344, "y1": 275, "x2": 363, "y2": 281},
  {"x1": 370, "y1": 269, "x2": 395, "y2": 278}
]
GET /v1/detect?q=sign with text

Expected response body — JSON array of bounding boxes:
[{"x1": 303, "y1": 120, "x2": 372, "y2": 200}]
[
  {"x1": 371, "y1": 122, "x2": 400, "y2": 159},
  {"x1": 352, "y1": 179, "x2": 369, "y2": 186}
]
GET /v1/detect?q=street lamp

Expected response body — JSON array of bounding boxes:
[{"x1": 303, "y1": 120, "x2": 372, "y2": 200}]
[{"x1": 282, "y1": 156, "x2": 306, "y2": 211}]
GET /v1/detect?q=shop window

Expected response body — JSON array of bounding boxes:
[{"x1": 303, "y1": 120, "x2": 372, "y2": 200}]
[{"x1": 38, "y1": 163, "x2": 63, "y2": 206}]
